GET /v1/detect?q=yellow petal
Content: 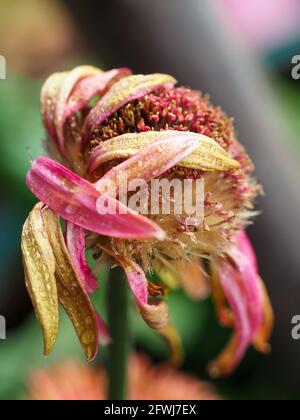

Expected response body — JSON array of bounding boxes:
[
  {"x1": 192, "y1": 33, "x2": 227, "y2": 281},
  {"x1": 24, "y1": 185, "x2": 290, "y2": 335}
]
[
  {"x1": 210, "y1": 261, "x2": 234, "y2": 327},
  {"x1": 89, "y1": 130, "x2": 240, "y2": 173},
  {"x1": 84, "y1": 74, "x2": 177, "y2": 140},
  {"x1": 157, "y1": 323, "x2": 184, "y2": 367},
  {"x1": 253, "y1": 278, "x2": 274, "y2": 354},
  {"x1": 208, "y1": 335, "x2": 239, "y2": 378},
  {"x1": 138, "y1": 301, "x2": 169, "y2": 330},
  {"x1": 153, "y1": 261, "x2": 180, "y2": 290},
  {"x1": 21, "y1": 203, "x2": 59, "y2": 356},
  {"x1": 42, "y1": 207, "x2": 99, "y2": 361}
]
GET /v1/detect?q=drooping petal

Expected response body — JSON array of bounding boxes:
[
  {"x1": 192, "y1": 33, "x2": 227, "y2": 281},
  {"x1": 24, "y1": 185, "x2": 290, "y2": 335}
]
[
  {"x1": 89, "y1": 131, "x2": 240, "y2": 174},
  {"x1": 234, "y1": 231, "x2": 258, "y2": 271},
  {"x1": 26, "y1": 157, "x2": 165, "y2": 240},
  {"x1": 83, "y1": 74, "x2": 177, "y2": 141},
  {"x1": 117, "y1": 256, "x2": 169, "y2": 330},
  {"x1": 211, "y1": 263, "x2": 235, "y2": 327},
  {"x1": 156, "y1": 323, "x2": 184, "y2": 366},
  {"x1": 229, "y1": 232, "x2": 264, "y2": 336},
  {"x1": 65, "y1": 68, "x2": 132, "y2": 118},
  {"x1": 176, "y1": 259, "x2": 210, "y2": 300},
  {"x1": 21, "y1": 203, "x2": 59, "y2": 356},
  {"x1": 209, "y1": 259, "x2": 252, "y2": 378},
  {"x1": 253, "y1": 278, "x2": 274, "y2": 354},
  {"x1": 65, "y1": 222, "x2": 98, "y2": 294},
  {"x1": 96, "y1": 313, "x2": 112, "y2": 345},
  {"x1": 209, "y1": 232, "x2": 273, "y2": 377},
  {"x1": 42, "y1": 206, "x2": 100, "y2": 361},
  {"x1": 116, "y1": 256, "x2": 148, "y2": 305},
  {"x1": 94, "y1": 133, "x2": 200, "y2": 193}
]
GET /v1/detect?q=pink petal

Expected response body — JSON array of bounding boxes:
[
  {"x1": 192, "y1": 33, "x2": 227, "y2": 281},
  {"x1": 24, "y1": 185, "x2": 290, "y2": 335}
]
[
  {"x1": 65, "y1": 222, "x2": 99, "y2": 294},
  {"x1": 94, "y1": 133, "x2": 199, "y2": 193},
  {"x1": 96, "y1": 313, "x2": 112, "y2": 345},
  {"x1": 64, "y1": 222, "x2": 111, "y2": 349},
  {"x1": 83, "y1": 73, "x2": 176, "y2": 141},
  {"x1": 213, "y1": 259, "x2": 252, "y2": 375},
  {"x1": 65, "y1": 68, "x2": 132, "y2": 119},
  {"x1": 26, "y1": 157, "x2": 165, "y2": 240},
  {"x1": 41, "y1": 66, "x2": 131, "y2": 157},
  {"x1": 117, "y1": 256, "x2": 169, "y2": 330},
  {"x1": 54, "y1": 66, "x2": 102, "y2": 153},
  {"x1": 117, "y1": 256, "x2": 149, "y2": 305},
  {"x1": 229, "y1": 232, "x2": 263, "y2": 335},
  {"x1": 88, "y1": 130, "x2": 239, "y2": 174},
  {"x1": 41, "y1": 72, "x2": 67, "y2": 141},
  {"x1": 234, "y1": 231, "x2": 259, "y2": 272},
  {"x1": 209, "y1": 231, "x2": 270, "y2": 377}
]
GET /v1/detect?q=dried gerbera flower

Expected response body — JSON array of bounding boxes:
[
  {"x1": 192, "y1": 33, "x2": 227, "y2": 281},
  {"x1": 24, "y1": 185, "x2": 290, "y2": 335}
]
[
  {"x1": 21, "y1": 65, "x2": 273, "y2": 375},
  {"x1": 27, "y1": 354, "x2": 220, "y2": 401}
]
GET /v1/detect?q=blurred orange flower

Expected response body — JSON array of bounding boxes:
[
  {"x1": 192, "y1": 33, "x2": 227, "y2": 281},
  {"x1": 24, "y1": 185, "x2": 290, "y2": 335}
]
[{"x1": 27, "y1": 355, "x2": 220, "y2": 401}]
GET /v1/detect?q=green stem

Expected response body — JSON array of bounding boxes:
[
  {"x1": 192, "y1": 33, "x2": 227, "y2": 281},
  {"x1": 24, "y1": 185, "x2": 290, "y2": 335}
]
[{"x1": 107, "y1": 267, "x2": 130, "y2": 400}]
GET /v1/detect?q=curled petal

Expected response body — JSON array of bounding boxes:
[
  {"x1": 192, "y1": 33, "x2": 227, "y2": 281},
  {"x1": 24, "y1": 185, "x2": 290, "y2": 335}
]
[
  {"x1": 41, "y1": 72, "x2": 67, "y2": 141},
  {"x1": 42, "y1": 207, "x2": 100, "y2": 361},
  {"x1": 83, "y1": 73, "x2": 177, "y2": 141},
  {"x1": 89, "y1": 131, "x2": 240, "y2": 174},
  {"x1": 54, "y1": 66, "x2": 102, "y2": 153},
  {"x1": 138, "y1": 301, "x2": 169, "y2": 330},
  {"x1": 65, "y1": 223, "x2": 98, "y2": 294},
  {"x1": 26, "y1": 157, "x2": 165, "y2": 240},
  {"x1": 21, "y1": 203, "x2": 59, "y2": 356},
  {"x1": 116, "y1": 256, "x2": 149, "y2": 305},
  {"x1": 209, "y1": 259, "x2": 252, "y2": 378},
  {"x1": 118, "y1": 256, "x2": 169, "y2": 330},
  {"x1": 94, "y1": 133, "x2": 200, "y2": 193},
  {"x1": 65, "y1": 68, "x2": 132, "y2": 118}
]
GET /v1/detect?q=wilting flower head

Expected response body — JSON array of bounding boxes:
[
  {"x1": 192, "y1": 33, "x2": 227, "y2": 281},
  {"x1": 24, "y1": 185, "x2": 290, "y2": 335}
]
[
  {"x1": 27, "y1": 354, "x2": 220, "y2": 401},
  {"x1": 21, "y1": 65, "x2": 273, "y2": 376}
]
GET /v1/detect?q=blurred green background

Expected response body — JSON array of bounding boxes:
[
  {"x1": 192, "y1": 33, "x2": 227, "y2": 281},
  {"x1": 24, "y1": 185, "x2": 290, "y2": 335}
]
[{"x1": 0, "y1": 0, "x2": 300, "y2": 400}]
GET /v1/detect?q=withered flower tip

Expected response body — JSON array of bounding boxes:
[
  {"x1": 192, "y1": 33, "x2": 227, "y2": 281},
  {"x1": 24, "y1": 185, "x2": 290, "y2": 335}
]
[{"x1": 21, "y1": 65, "x2": 273, "y2": 376}]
